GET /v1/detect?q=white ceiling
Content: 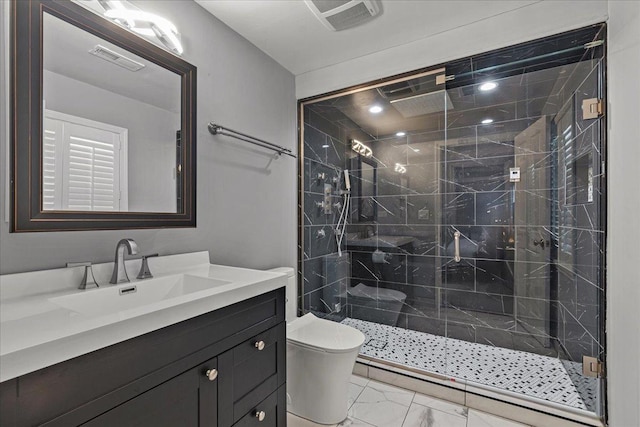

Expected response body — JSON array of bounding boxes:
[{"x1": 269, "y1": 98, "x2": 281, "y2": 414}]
[
  {"x1": 44, "y1": 9, "x2": 181, "y2": 113},
  {"x1": 195, "y1": 0, "x2": 539, "y2": 76}
]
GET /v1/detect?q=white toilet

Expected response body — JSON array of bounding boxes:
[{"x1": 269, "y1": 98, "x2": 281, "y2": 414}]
[{"x1": 268, "y1": 268, "x2": 365, "y2": 425}]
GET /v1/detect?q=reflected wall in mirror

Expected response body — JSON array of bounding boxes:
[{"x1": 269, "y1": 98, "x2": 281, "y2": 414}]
[
  {"x1": 43, "y1": 12, "x2": 181, "y2": 213},
  {"x1": 11, "y1": 0, "x2": 196, "y2": 231}
]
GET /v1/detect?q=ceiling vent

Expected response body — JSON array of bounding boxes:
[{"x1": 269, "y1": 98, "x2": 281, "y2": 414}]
[
  {"x1": 390, "y1": 90, "x2": 454, "y2": 118},
  {"x1": 304, "y1": 0, "x2": 381, "y2": 31},
  {"x1": 88, "y1": 45, "x2": 146, "y2": 72}
]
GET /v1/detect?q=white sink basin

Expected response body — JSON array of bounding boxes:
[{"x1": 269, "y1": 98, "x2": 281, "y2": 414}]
[{"x1": 49, "y1": 274, "x2": 230, "y2": 316}]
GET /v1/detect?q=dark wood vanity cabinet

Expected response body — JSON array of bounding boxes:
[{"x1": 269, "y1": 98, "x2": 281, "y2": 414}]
[{"x1": 0, "y1": 288, "x2": 287, "y2": 427}]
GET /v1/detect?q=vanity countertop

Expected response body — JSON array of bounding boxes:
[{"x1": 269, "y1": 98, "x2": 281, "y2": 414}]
[{"x1": 0, "y1": 251, "x2": 287, "y2": 382}]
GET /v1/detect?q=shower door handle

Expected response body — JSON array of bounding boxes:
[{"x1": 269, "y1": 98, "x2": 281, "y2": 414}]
[{"x1": 453, "y1": 231, "x2": 461, "y2": 262}]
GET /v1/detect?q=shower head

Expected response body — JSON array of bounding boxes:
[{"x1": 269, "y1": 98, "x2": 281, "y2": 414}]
[{"x1": 343, "y1": 169, "x2": 351, "y2": 190}]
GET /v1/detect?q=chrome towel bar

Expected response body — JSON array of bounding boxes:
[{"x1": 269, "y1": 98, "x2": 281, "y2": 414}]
[{"x1": 208, "y1": 123, "x2": 296, "y2": 158}]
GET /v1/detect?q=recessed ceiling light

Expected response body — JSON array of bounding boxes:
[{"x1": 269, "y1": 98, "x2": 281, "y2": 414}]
[
  {"x1": 479, "y1": 81, "x2": 498, "y2": 92},
  {"x1": 481, "y1": 118, "x2": 494, "y2": 124},
  {"x1": 369, "y1": 105, "x2": 383, "y2": 114},
  {"x1": 395, "y1": 131, "x2": 406, "y2": 137}
]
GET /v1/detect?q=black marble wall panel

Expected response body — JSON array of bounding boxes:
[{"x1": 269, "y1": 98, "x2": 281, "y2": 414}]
[{"x1": 301, "y1": 106, "x2": 352, "y2": 320}]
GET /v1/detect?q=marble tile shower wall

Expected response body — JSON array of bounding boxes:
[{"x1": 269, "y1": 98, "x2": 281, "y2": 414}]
[
  {"x1": 302, "y1": 107, "x2": 368, "y2": 318},
  {"x1": 346, "y1": 124, "x2": 558, "y2": 357},
  {"x1": 339, "y1": 60, "x2": 604, "y2": 362},
  {"x1": 301, "y1": 57, "x2": 604, "y2": 368}
]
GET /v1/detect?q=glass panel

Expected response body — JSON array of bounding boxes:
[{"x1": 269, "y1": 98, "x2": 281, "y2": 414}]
[
  {"x1": 441, "y1": 42, "x2": 605, "y2": 414},
  {"x1": 299, "y1": 24, "x2": 606, "y2": 421}
]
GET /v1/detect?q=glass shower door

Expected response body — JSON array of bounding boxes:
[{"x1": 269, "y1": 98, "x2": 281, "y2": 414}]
[
  {"x1": 440, "y1": 70, "x2": 521, "y2": 385},
  {"x1": 439, "y1": 30, "x2": 606, "y2": 416}
]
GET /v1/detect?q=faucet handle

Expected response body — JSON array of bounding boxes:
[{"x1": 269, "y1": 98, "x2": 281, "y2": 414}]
[
  {"x1": 66, "y1": 262, "x2": 99, "y2": 290},
  {"x1": 137, "y1": 254, "x2": 159, "y2": 280}
]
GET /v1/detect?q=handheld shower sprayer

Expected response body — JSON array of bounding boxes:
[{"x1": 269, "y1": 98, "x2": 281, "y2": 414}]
[{"x1": 335, "y1": 169, "x2": 351, "y2": 257}]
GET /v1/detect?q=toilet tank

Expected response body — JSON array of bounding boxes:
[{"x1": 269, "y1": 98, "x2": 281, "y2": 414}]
[{"x1": 268, "y1": 267, "x2": 296, "y2": 322}]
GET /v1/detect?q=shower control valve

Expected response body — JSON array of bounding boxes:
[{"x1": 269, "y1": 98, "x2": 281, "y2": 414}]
[{"x1": 533, "y1": 239, "x2": 550, "y2": 249}]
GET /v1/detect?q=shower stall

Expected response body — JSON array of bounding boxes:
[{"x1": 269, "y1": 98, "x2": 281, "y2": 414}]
[{"x1": 298, "y1": 24, "x2": 606, "y2": 424}]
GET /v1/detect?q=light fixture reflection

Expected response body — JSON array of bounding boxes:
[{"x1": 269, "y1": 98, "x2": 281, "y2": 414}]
[
  {"x1": 479, "y1": 81, "x2": 498, "y2": 92},
  {"x1": 351, "y1": 139, "x2": 372, "y2": 158},
  {"x1": 368, "y1": 105, "x2": 383, "y2": 114},
  {"x1": 481, "y1": 118, "x2": 494, "y2": 125},
  {"x1": 103, "y1": 5, "x2": 183, "y2": 55},
  {"x1": 396, "y1": 131, "x2": 406, "y2": 137}
]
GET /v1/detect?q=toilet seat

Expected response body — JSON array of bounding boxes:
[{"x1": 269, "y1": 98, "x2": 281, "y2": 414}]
[{"x1": 287, "y1": 313, "x2": 365, "y2": 353}]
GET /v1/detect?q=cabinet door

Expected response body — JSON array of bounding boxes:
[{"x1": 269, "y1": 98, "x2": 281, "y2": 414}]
[
  {"x1": 218, "y1": 324, "x2": 286, "y2": 427},
  {"x1": 198, "y1": 357, "x2": 219, "y2": 426},
  {"x1": 81, "y1": 357, "x2": 219, "y2": 427}
]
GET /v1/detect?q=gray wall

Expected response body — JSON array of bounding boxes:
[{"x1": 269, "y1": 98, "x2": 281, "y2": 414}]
[
  {"x1": 44, "y1": 70, "x2": 179, "y2": 213},
  {"x1": 607, "y1": 1, "x2": 640, "y2": 426},
  {"x1": 0, "y1": 0, "x2": 297, "y2": 274}
]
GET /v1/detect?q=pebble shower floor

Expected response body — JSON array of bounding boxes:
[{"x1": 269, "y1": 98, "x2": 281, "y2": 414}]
[{"x1": 341, "y1": 318, "x2": 598, "y2": 412}]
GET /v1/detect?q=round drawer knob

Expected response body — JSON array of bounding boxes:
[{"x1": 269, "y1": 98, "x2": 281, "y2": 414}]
[
  {"x1": 255, "y1": 340, "x2": 266, "y2": 351},
  {"x1": 255, "y1": 410, "x2": 266, "y2": 421},
  {"x1": 205, "y1": 368, "x2": 218, "y2": 381}
]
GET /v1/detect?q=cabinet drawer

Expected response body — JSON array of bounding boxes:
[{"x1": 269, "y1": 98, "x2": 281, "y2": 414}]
[
  {"x1": 81, "y1": 369, "x2": 200, "y2": 427},
  {"x1": 233, "y1": 386, "x2": 286, "y2": 427},
  {"x1": 218, "y1": 323, "x2": 286, "y2": 426}
]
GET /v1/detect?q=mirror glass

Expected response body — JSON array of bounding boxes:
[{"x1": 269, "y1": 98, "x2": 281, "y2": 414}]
[
  {"x1": 42, "y1": 12, "x2": 181, "y2": 213},
  {"x1": 360, "y1": 161, "x2": 375, "y2": 220}
]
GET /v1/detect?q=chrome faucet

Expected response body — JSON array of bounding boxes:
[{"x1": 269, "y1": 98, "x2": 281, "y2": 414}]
[{"x1": 110, "y1": 238, "x2": 139, "y2": 284}]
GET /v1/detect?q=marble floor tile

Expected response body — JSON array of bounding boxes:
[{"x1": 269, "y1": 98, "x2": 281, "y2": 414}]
[
  {"x1": 350, "y1": 381, "x2": 415, "y2": 427},
  {"x1": 467, "y1": 409, "x2": 530, "y2": 427},
  {"x1": 337, "y1": 417, "x2": 376, "y2": 427},
  {"x1": 349, "y1": 400, "x2": 410, "y2": 427},
  {"x1": 412, "y1": 393, "x2": 468, "y2": 418},
  {"x1": 287, "y1": 382, "x2": 536, "y2": 427},
  {"x1": 348, "y1": 383, "x2": 365, "y2": 408},
  {"x1": 402, "y1": 403, "x2": 467, "y2": 427},
  {"x1": 360, "y1": 380, "x2": 415, "y2": 406},
  {"x1": 350, "y1": 374, "x2": 370, "y2": 387},
  {"x1": 288, "y1": 413, "x2": 336, "y2": 427}
]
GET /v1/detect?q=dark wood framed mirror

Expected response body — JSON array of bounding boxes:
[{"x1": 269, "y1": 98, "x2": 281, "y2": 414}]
[{"x1": 10, "y1": 0, "x2": 196, "y2": 232}]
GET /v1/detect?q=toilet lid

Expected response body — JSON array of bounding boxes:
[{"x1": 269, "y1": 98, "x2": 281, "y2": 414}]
[{"x1": 287, "y1": 313, "x2": 365, "y2": 353}]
